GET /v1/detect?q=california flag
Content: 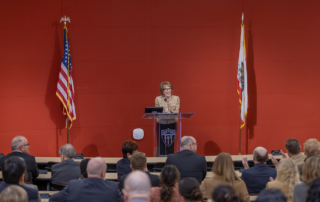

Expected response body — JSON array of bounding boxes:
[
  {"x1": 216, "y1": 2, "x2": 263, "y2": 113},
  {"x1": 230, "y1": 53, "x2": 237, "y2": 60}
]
[{"x1": 237, "y1": 24, "x2": 248, "y2": 129}]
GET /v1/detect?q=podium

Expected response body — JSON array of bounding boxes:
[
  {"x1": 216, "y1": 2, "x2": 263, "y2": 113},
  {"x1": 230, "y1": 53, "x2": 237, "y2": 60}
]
[{"x1": 142, "y1": 112, "x2": 194, "y2": 157}]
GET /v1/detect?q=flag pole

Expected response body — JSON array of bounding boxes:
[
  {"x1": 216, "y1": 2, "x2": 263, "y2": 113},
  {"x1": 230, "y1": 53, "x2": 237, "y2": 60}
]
[
  {"x1": 238, "y1": 13, "x2": 244, "y2": 156},
  {"x1": 67, "y1": 117, "x2": 69, "y2": 143}
]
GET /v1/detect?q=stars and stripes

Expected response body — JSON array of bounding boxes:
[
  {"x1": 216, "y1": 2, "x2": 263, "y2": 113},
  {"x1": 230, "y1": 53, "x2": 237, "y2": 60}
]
[{"x1": 56, "y1": 26, "x2": 76, "y2": 128}]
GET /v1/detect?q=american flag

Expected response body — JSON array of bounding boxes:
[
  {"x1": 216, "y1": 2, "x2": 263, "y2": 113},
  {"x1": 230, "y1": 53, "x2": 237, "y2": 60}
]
[{"x1": 56, "y1": 26, "x2": 76, "y2": 128}]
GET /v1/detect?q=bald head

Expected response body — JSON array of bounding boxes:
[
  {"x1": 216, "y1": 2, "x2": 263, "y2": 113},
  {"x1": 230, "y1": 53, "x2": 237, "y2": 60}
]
[
  {"x1": 11, "y1": 136, "x2": 29, "y2": 154},
  {"x1": 181, "y1": 136, "x2": 198, "y2": 153},
  {"x1": 253, "y1": 147, "x2": 268, "y2": 163},
  {"x1": 87, "y1": 157, "x2": 106, "y2": 179},
  {"x1": 123, "y1": 171, "x2": 151, "y2": 202}
]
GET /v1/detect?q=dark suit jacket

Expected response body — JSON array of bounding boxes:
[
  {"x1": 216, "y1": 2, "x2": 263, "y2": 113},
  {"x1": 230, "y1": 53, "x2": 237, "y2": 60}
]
[
  {"x1": 241, "y1": 163, "x2": 277, "y2": 193},
  {"x1": 119, "y1": 172, "x2": 159, "y2": 191},
  {"x1": 51, "y1": 159, "x2": 81, "y2": 184},
  {"x1": 0, "y1": 151, "x2": 39, "y2": 183},
  {"x1": 116, "y1": 157, "x2": 132, "y2": 181},
  {"x1": 49, "y1": 178, "x2": 123, "y2": 202},
  {"x1": 0, "y1": 182, "x2": 40, "y2": 202},
  {"x1": 165, "y1": 150, "x2": 207, "y2": 184}
]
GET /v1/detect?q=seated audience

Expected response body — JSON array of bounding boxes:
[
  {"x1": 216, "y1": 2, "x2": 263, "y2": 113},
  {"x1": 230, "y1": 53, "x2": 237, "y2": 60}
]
[
  {"x1": 119, "y1": 152, "x2": 159, "y2": 190},
  {"x1": 0, "y1": 136, "x2": 38, "y2": 183},
  {"x1": 117, "y1": 140, "x2": 139, "y2": 181},
  {"x1": 165, "y1": 136, "x2": 207, "y2": 183},
  {"x1": 49, "y1": 157, "x2": 123, "y2": 202},
  {"x1": 306, "y1": 177, "x2": 320, "y2": 202},
  {"x1": 266, "y1": 159, "x2": 299, "y2": 202},
  {"x1": 272, "y1": 139, "x2": 305, "y2": 166},
  {"x1": 51, "y1": 144, "x2": 81, "y2": 184},
  {"x1": 241, "y1": 147, "x2": 277, "y2": 193},
  {"x1": 79, "y1": 158, "x2": 91, "y2": 179},
  {"x1": 179, "y1": 177, "x2": 202, "y2": 202},
  {"x1": 211, "y1": 184, "x2": 239, "y2": 202},
  {"x1": 297, "y1": 139, "x2": 320, "y2": 177},
  {"x1": 200, "y1": 153, "x2": 250, "y2": 202},
  {"x1": 150, "y1": 165, "x2": 181, "y2": 202},
  {"x1": 0, "y1": 156, "x2": 39, "y2": 202},
  {"x1": 293, "y1": 156, "x2": 320, "y2": 202},
  {"x1": 256, "y1": 189, "x2": 287, "y2": 202},
  {"x1": 122, "y1": 170, "x2": 151, "y2": 202},
  {"x1": 0, "y1": 185, "x2": 28, "y2": 202}
]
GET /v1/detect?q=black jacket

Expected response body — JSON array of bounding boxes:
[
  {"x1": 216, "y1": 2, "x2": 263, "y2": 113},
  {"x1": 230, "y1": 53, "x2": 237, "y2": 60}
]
[
  {"x1": 118, "y1": 171, "x2": 159, "y2": 191},
  {"x1": 165, "y1": 150, "x2": 207, "y2": 183},
  {"x1": 0, "y1": 151, "x2": 39, "y2": 183}
]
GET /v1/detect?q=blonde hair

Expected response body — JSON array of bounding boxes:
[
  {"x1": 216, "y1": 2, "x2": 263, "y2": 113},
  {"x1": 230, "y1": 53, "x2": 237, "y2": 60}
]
[
  {"x1": 275, "y1": 159, "x2": 300, "y2": 201},
  {"x1": 0, "y1": 185, "x2": 28, "y2": 202},
  {"x1": 213, "y1": 153, "x2": 240, "y2": 183},
  {"x1": 301, "y1": 156, "x2": 320, "y2": 185},
  {"x1": 304, "y1": 139, "x2": 320, "y2": 156},
  {"x1": 159, "y1": 81, "x2": 173, "y2": 96}
]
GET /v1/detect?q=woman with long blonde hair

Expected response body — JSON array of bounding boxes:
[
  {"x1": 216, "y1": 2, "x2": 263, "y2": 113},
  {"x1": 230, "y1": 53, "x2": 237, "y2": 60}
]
[
  {"x1": 266, "y1": 158, "x2": 300, "y2": 202},
  {"x1": 200, "y1": 153, "x2": 250, "y2": 202}
]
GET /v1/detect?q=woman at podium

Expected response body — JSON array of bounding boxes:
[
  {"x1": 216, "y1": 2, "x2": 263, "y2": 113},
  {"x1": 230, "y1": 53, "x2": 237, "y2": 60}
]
[{"x1": 155, "y1": 81, "x2": 180, "y2": 156}]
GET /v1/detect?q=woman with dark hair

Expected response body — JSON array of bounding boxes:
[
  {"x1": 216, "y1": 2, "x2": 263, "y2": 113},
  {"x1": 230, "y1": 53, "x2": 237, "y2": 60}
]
[
  {"x1": 150, "y1": 165, "x2": 181, "y2": 202},
  {"x1": 293, "y1": 156, "x2": 320, "y2": 202},
  {"x1": 80, "y1": 158, "x2": 91, "y2": 179},
  {"x1": 200, "y1": 153, "x2": 250, "y2": 202},
  {"x1": 306, "y1": 177, "x2": 320, "y2": 202},
  {"x1": 179, "y1": 177, "x2": 202, "y2": 202},
  {"x1": 155, "y1": 81, "x2": 180, "y2": 156},
  {"x1": 256, "y1": 189, "x2": 287, "y2": 202},
  {"x1": 211, "y1": 184, "x2": 239, "y2": 202}
]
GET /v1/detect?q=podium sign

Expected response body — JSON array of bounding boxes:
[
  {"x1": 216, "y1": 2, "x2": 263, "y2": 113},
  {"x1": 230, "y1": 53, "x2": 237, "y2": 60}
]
[{"x1": 142, "y1": 112, "x2": 194, "y2": 157}]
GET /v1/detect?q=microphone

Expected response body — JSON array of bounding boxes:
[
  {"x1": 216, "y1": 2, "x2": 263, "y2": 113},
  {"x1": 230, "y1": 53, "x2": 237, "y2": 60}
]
[{"x1": 164, "y1": 98, "x2": 169, "y2": 113}]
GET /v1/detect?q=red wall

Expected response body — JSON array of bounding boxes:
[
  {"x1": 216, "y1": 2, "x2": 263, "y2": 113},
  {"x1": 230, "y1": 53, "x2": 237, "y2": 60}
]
[{"x1": 1, "y1": 0, "x2": 320, "y2": 157}]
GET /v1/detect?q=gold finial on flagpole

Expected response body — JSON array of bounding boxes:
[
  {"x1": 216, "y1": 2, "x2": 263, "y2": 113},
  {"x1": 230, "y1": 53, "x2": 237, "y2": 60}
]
[
  {"x1": 242, "y1": 13, "x2": 244, "y2": 25},
  {"x1": 60, "y1": 16, "x2": 71, "y2": 26}
]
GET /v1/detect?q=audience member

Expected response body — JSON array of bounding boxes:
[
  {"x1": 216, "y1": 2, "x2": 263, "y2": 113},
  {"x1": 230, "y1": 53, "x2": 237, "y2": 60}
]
[
  {"x1": 0, "y1": 185, "x2": 28, "y2": 202},
  {"x1": 119, "y1": 152, "x2": 159, "y2": 191},
  {"x1": 179, "y1": 177, "x2": 202, "y2": 202},
  {"x1": 80, "y1": 158, "x2": 91, "y2": 179},
  {"x1": 0, "y1": 136, "x2": 38, "y2": 183},
  {"x1": 256, "y1": 189, "x2": 287, "y2": 202},
  {"x1": 306, "y1": 177, "x2": 320, "y2": 202},
  {"x1": 165, "y1": 136, "x2": 207, "y2": 183},
  {"x1": 211, "y1": 184, "x2": 239, "y2": 202},
  {"x1": 49, "y1": 157, "x2": 123, "y2": 202},
  {"x1": 272, "y1": 139, "x2": 305, "y2": 166},
  {"x1": 241, "y1": 147, "x2": 277, "y2": 193},
  {"x1": 200, "y1": 153, "x2": 250, "y2": 202},
  {"x1": 51, "y1": 144, "x2": 81, "y2": 185},
  {"x1": 150, "y1": 165, "x2": 181, "y2": 202},
  {"x1": 297, "y1": 139, "x2": 320, "y2": 177},
  {"x1": 0, "y1": 156, "x2": 39, "y2": 202},
  {"x1": 117, "y1": 141, "x2": 140, "y2": 181},
  {"x1": 122, "y1": 170, "x2": 151, "y2": 202},
  {"x1": 293, "y1": 156, "x2": 320, "y2": 202},
  {"x1": 266, "y1": 159, "x2": 299, "y2": 202}
]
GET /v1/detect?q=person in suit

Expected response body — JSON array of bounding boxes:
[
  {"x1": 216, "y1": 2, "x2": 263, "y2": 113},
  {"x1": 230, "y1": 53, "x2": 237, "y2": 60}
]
[
  {"x1": 51, "y1": 144, "x2": 81, "y2": 185},
  {"x1": 122, "y1": 170, "x2": 151, "y2": 202},
  {"x1": 266, "y1": 158, "x2": 300, "y2": 202},
  {"x1": 119, "y1": 152, "x2": 159, "y2": 191},
  {"x1": 200, "y1": 153, "x2": 250, "y2": 202},
  {"x1": 0, "y1": 136, "x2": 38, "y2": 183},
  {"x1": 0, "y1": 156, "x2": 40, "y2": 202},
  {"x1": 241, "y1": 147, "x2": 277, "y2": 193},
  {"x1": 165, "y1": 136, "x2": 207, "y2": 184},
  {"x1": 155, "y1": 81, "x2": 180, "y2": 156},
  {"x1": 117, "y1": 140, "x2": 140, "y2": 181},
  {"x1": 49, "y1": 157, "x2": 123, "y2": 202}
]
